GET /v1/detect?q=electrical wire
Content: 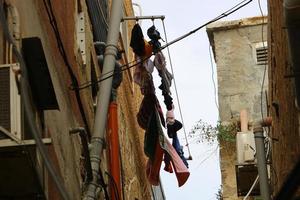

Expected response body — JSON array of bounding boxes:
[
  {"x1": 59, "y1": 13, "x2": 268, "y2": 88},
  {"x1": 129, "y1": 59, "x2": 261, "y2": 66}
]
[
  {"x1": 195, "y1": 145, "x2": 219, "y2": 169},
  {"x1": 96, "y1": 0, "x2": 109, "y2": 28},
  {"x1": 73, "y1": 54, "x2": 153, "y2": 90},
  {"x1": 105, "y1": 171, "x2": 121, "y2": 200},
  {"x1": 161, "y1": 19, "x2": 192, "y2": 159},
  {"x1": 243, "y1": 175, "x2": 259, "y2": 200},
  {"x1": 258, "y1": 0, "x2": 267, "y2": 121},
  {"x1": 159, "y1": 0, "x2": 253, "y2": 50},
  {"x1": 42, "y1": 0, "x2": 92, "y2": 138},
  {"x1": 0, "y1": 2, "x2": 70, "y2": 200},
  {"x1": 74, "y1": 0, "x2": 254, "y2": 90},
  {"x1": 98, "y1": 168, "x2": 110, "y2": 200},
  {"x1": 208, "y1": 44, "x2": 220, "y2": 113}
]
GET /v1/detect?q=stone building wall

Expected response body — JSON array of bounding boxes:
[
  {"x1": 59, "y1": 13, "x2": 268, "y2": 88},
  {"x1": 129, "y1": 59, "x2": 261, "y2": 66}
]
[{"x1": 207, "y1": 17, "x2": 267, "y2": 200}]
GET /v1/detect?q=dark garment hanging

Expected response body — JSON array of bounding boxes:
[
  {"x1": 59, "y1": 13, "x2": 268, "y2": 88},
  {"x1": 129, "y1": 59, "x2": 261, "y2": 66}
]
[
  {"x1": 147, "y1": 25, "x2": 162, "y2": 53},
  {"x1": 137, "y1": 94, "x2": 156, "y2": 130},
  {"x1": 145, "y1": 110, "x2": 190, "y2": 187},
  {"x1": 144, "y1": 112, "x2": 159, "y2": 161},
  {"x1": 163, "y1": 154, "x2": 173, "y2": 173},
  {"x1": 166, "y1": 120, "x2": 189, "y2": 168},
  {"x1": 163, "y1": 93, "x2": 173, "y2": 111},
  {"x1": 130, "y1": 23, "x2": 145, "y2": 56},
  {"x1": 158, "y1": 69, "x2": 173, "y2": 96},
  {"x1": 167, "y1": 120, "x2": 182, "y2": 138}
]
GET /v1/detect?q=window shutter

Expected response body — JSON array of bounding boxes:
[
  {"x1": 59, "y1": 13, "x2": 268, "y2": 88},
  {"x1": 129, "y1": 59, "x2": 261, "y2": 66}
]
[{"x1": 22, "y1": 37, "x2": 59, "y2": 110}]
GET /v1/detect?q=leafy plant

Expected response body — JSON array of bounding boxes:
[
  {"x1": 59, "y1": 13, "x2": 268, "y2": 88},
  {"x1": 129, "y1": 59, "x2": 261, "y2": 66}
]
[{"x1": 189, "y1": 120, "x2": 238, "y2": 145}]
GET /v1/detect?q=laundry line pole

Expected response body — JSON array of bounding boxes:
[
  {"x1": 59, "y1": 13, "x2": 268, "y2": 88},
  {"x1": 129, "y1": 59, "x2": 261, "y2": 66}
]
[{"x1": 121, "y1": 15, "x2": 165, "y2": 22}]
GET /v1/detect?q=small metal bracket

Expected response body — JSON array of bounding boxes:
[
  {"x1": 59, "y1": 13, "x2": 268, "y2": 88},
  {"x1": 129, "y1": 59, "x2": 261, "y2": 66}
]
[
  {"x1": 77, "y1": 12, "x2": 86, "y2": 65},
  {"x1": 0, "y1": 126, "x2": 21, "y2": 144}
]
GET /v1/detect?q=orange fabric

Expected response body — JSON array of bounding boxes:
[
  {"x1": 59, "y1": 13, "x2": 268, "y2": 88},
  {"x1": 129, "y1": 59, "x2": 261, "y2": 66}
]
[
  {"x1": 146, "y1": 136, "x2": 190, "y2": 187},
  {"x1": 165, "y1": 139, "x2": 190, "y2": 187},
  {"x1": 144, "y1": 40, "x2": 153, "y2": 57},
  {"x1": 146, "y1": 142, "x2": 164, "y2": 185},
  {"x1": 107, "y1": 102, "x2": 121, "y2": 200}
]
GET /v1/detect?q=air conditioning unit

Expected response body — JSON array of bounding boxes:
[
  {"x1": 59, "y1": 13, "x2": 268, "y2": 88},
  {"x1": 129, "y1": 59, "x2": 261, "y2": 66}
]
[
  {"x1": 0, "y1": 63, "x2": 21, "y2": 140},
  {"x1": 236, "y1": 131, "x2": 256, "y2": 164}
]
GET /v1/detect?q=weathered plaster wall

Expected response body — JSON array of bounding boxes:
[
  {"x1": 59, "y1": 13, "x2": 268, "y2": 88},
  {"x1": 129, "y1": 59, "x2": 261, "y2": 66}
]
[
  {"x1": 210, "y1": 22, "x2": 268, "y2": 122},
  {"x1": 207, "y1": 18, "x2": 267, "y2": 200}
]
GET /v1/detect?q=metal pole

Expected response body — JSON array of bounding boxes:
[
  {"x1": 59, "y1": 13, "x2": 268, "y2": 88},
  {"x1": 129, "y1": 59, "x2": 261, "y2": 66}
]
[
  {"x1": 253, "y1": 126, "x2": 270, "y2": 200},
  {"x1": 83, "y1": 0, "x2": 123, "y2": 199},
  {"x1": 121, "y1": 15, "x2": 165, "y2": 21}
]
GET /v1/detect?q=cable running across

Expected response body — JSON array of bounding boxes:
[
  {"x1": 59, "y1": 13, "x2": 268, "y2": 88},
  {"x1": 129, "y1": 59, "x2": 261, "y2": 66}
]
[{"x1": 74, "y1": 0, "x2": 253, "y2": 90}]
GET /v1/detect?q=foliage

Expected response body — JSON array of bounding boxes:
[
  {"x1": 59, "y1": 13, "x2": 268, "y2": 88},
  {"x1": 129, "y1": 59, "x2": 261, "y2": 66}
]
[{"x1": 189, "y1": 120, "x2": 238, "y2": 145}]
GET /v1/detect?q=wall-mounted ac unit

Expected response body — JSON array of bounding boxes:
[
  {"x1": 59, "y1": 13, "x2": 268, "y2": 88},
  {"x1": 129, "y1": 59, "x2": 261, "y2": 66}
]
[
  {"x1": 236, "y1": 131, "x2": 256, "y2": 164},
  {"x1": 0, "y1": 63, "x2": 21, "y2": 140}
]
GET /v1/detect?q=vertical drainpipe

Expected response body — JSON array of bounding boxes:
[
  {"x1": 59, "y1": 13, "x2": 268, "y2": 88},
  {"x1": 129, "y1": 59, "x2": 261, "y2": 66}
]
[
  {"x1": 83, "y1": 0, "x2": 123, "y2": 199},
  {"x1": 107, "y1": 101, "x2": 121, "y2": 200},
  {"x1": 253, "y1": 117, "x2": 272, "y2": 200}
]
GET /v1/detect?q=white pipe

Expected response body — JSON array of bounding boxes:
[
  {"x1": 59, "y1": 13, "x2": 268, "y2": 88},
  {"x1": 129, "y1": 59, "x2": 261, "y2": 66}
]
[
  {"x1": 83, "y1": 0, "x2": 123, "y2": 199},
  {"x1": 132, "y1": 2, "x2": 142, "y2": 16}
]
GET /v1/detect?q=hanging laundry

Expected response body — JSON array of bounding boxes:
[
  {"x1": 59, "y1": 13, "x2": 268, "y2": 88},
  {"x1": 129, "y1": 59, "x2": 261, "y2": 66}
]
[
  {"x1": 130, "y1": 23, "x2": 145, "y2": 56},
  {"x1": 130, "y1": 23, "x2": 190, "y2": 187},
  {"x1": 147, "y1": 25, "x2": 162, "y2": 53},
  {"x1": 166, "y1": 108, "x2": 175, "y2": 124},
  {"x1": 130, "y1": 23, "x2": 153, "y2": 57},
  {"x1": 154, "y1": 51, "x2": 166, "y2": 71},
  {"x1": 144, "y1": 58, "x2": 154, "y2": 73},
  {"x1": 137, "y1": 94, "x2": 156, "y2": 130},
  {"x1": 166, "y1": 119, "x2": 189, "y2": 168},
  {"x1": 158, "y1": 69, "x2": 173, "y2": 95},
  {"x1": 167, "y1": 119, "x2": 182, "y2": 138},
  {"x1": 154, "y1": 51, "x2": 173, "y2": 97},
  {"x1": 133, "y1": 56, "x2": 152, "y2": 87},
  {"x1": 163, "y1": 93, "x2": 173, "y2": 111},
  {"x1": 172, "y1": 134, "x2": 189, "y2": 168},
  {"x1": 145, "y1": 110, "x2": 189, "y2": 187}
]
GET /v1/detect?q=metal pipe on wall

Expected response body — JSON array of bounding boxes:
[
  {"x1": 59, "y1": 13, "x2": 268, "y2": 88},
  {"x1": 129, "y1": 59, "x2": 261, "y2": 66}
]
[
  {"x1": 253, "y1": 117, "x2": 272, "y2": 200},
  {"x1": 253, "y1": 126, "x2": 270, "y2": 200},
  {"x1": 83, "y1": 0, "x2": 123, "y2": 199}
]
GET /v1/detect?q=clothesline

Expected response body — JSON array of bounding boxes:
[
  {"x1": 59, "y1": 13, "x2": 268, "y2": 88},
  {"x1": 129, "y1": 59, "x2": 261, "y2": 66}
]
[{"x1": 73, "y1": 0, "x2": 253, "y2": 90}]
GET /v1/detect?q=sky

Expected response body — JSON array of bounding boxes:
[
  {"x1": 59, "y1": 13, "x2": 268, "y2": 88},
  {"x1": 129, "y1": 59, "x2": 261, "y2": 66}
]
[{"x1": 132, "y1": 0, "x2": 268, "y2": 199}]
